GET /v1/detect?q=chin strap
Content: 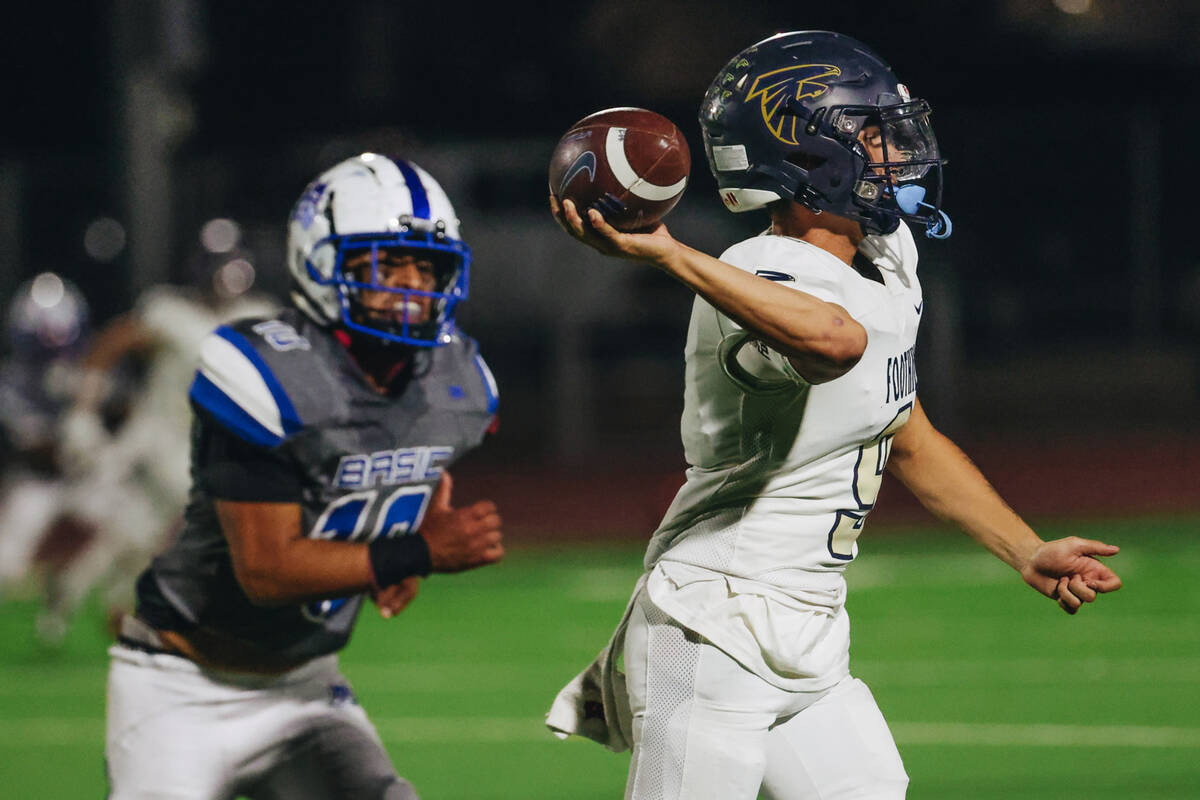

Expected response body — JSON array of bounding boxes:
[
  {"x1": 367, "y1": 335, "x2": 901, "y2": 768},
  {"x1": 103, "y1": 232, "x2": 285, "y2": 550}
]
[{"x1": 894, "y1": 185, "x2": 953, "y2": 239}]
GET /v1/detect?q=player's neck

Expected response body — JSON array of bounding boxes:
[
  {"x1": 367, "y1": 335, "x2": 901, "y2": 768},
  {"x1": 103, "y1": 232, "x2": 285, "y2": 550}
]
[
  {"x1": 337, "y1": 330, "x2": 413, "y2": 394},
  {"x1": 770, "y1": 202, "x2": 864, "y2": 266}
]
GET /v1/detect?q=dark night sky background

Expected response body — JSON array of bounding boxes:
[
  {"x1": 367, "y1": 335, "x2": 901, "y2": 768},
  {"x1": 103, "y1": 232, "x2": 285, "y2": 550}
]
[
  {"x1": 10, "y1": 2, "x2": 1197, "y2": 149},
  {"x1": 4, "y1": 0, "x2": 1200, "y2": 446}
]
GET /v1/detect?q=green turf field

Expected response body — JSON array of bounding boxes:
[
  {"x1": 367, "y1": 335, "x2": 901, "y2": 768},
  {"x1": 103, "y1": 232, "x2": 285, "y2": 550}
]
[{"x1": 1, "y1": 514, "x2": 1197, "y2": 799}]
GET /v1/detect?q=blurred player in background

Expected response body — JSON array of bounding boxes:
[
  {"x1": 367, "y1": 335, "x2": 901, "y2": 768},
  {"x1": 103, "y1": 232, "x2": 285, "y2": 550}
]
[
  {"x1": 41, "y1": 244, "x2": 278, "y2": 643},
  {"x1": 547, "y1": 31, "x2": 1123, "y2": 799},
  {"x1": 0, "y1": 273, "x2": 92, "y2": 608},
  {"x1": 106, "y1": 154, "x2": 503, "y2": 799}
]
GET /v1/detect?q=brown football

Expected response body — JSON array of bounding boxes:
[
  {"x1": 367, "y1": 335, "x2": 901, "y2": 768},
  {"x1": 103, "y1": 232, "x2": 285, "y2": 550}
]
[{"x1": 548, "y1": 107, "x2": 690, "y2": 231}]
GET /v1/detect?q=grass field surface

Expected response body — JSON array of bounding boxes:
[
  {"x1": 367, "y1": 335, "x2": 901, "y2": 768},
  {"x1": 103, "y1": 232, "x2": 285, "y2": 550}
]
[{"x1": 0, "y1": 513, "x2": 1196, "y2": 798}]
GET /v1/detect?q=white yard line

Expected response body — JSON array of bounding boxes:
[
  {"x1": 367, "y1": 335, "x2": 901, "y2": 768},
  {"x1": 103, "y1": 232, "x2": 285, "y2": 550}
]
[
  {"x1": 853, "y1": 656, "x2": 1200, "y2": 686},
  {"x1": 563, "y1": 567, "x2": 644, "y2": 601},
  {"x1": 844, "y1": 549, "x2": 1159, "y2": 589},
  {"x1": 892, "y1": 722, "x2": 1200, "y2": 749},
  {"x1": 845, "y1": 553, "x2": 1012, "y2": 588},
  {"x1": 2, "y1": 717, "x2": 1197, "y2": 748},
  {"x1": 2, "y1": 655, "x2": 1198, "y2": 696}
]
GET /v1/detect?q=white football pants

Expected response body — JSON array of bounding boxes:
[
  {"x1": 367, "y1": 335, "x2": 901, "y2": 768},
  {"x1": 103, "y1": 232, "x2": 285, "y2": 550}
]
[
  {"x1": 106, "y1": 645, "x2": 417, "y2": 800},
  {"x1": 623, "y1": 593, "x2": 908, "y2": 800},
  {"x1": 0, "y1": 476, "x2": 64, "y2": 587},
  {"x1": 46, "y1": 410, "x2": 193, "y2": 625}
]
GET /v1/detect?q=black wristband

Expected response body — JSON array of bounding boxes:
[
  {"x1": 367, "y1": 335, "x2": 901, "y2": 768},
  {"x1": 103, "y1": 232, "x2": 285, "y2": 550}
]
[{"x1": 368, "y1": 534, "x2": 433, "y2": 587}]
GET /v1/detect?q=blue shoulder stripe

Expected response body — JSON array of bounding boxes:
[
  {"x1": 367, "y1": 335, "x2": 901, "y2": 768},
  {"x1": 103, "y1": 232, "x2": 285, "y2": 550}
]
[
  {"x1": 213, "y1": 326, "x2": 303, "y2": 435},
  {"x1": 189, "y1": 372, "x2": 285, "y2": 448}
]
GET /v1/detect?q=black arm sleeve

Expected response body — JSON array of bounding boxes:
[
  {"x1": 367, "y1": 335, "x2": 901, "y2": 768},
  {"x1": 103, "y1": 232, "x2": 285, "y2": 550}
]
[{"x1": 192, "y1": 411, "x2": 303, "y2": 503}]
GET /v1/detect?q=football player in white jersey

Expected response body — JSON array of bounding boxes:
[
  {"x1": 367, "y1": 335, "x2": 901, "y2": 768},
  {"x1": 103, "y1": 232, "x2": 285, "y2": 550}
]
[
  {"x1": 546, "y1": 31, "x2": 1123, "y2": 799},
  {"x1": 44, "y1": 254, "x2": 279, "y2": 642}
]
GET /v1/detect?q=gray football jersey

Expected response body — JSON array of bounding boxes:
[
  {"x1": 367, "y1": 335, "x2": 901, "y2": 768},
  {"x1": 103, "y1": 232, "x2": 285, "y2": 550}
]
[{"x1": 136, "y1": 309, "x2": 498, "y2": 662}]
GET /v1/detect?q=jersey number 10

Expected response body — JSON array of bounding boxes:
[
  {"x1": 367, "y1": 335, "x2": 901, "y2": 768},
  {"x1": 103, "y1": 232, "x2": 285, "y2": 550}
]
[{"x1": 302, "y1": 485, "x2": 433, "y2": 622}]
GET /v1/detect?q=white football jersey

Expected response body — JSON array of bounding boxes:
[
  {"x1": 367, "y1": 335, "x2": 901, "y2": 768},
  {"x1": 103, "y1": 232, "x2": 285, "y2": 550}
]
[
  {"x1": 134, "y1": 286, "x2": 279, "y2": 435},
  {"x1": 101, "y1": 286, "x2": 279, "y2": 506},
  {"x1": 643, "y1": 222, "x2": 921, "y2": 691}
]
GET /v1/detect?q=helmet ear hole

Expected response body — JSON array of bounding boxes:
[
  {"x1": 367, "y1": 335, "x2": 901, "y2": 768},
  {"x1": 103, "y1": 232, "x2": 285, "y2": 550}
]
[
  {"x1": 785, "y1": 152, "x2": 827, "y2": 172},
  {"x1": 430, "y1": 252, "x2": 460, "y2": 291}
]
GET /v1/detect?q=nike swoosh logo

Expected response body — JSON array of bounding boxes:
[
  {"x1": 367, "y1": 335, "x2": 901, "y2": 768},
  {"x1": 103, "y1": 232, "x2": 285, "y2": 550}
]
[
  {"x1": 559, "y1": 151, "x2": 597, "y2": 196},
  {"x1": 755, "y1": 269, "x2": 795, "y2": 282},
  {"x1": 914, "y1": 301, "x2": 924, "y2": 314}
]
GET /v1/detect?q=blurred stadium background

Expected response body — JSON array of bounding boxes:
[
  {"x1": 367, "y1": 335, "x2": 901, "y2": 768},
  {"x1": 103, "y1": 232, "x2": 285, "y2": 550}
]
[{"x1": 1, "y1": 0, "x2": 1198, "y2": 797}]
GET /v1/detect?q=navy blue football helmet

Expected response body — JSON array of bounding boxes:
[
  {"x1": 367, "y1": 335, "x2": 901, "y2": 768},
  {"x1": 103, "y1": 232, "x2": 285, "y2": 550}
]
[{"x1": 699, "y1": 31, "x2": 951, "y2": 238}]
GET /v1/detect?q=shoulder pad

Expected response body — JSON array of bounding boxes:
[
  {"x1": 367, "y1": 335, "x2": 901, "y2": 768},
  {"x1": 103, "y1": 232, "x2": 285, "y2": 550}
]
[
  {"x1": 429, "y1": 334, "x2": 499, "y2": 416},
  {"x1": 721, "y1": 236, "x2": 844, "y2": 305},
  {"x1": 466, "y1": 338, "x2": 499, "y2": 415},
  {"x1": 188, "y1": 324, "x2": 304, "y2": 448}
]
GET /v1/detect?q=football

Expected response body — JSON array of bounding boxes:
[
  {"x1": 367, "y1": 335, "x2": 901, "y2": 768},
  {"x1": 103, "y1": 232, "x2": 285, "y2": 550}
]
[{"x1": 548, "y1": 107, "x2": 690, "y2": 231}]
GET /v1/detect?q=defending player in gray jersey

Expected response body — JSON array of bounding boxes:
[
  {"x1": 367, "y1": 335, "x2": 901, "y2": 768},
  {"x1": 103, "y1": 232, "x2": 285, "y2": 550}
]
[
  {"x1": 547, "y1": 31, "x2": 1123, "y2": 800},
  {"x1": 106, "y1": 155, "x2": 503, "y2": 800}
]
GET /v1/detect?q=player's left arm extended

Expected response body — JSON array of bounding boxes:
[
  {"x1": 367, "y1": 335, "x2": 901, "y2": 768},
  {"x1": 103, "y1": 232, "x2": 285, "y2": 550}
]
[
  {"x1": 886, "y1": 397, "x2": 1122, "y2": 614},
  {"x1": 74, "y1": 313, "x2": 158, "y2": 408},
  {"x1": 58, "y1": 313, "x2": 159, "y2": 473}
]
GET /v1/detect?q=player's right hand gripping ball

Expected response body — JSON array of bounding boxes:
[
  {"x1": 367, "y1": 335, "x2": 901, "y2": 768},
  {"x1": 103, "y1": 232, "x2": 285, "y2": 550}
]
[{"x1": 549, "y1": 107, "x2": 690, "y2": 231}]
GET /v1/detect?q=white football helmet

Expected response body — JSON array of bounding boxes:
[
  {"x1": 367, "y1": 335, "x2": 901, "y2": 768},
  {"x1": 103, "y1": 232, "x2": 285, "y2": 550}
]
[{"x1": 286, "y1": 154, "x2": 470, "y2": 346}]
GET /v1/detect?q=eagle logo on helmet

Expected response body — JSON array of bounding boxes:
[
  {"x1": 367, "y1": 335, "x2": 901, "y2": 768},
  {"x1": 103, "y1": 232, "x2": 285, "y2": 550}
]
[{"x1": 746, "y1": 64, "x2": 842, "y2": 146}]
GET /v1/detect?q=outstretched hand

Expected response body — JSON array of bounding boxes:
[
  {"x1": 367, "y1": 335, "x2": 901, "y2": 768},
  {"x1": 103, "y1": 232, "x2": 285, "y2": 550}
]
[
  {"x1": 549, "y1": 194, "x2": 679, "y2": 266},
  {"x1": 1020, "y1": 536, "x2": 1122, "y2": 614},
  {"x1": 418, "y1": 472, "x2": 505, "y2": 573}
]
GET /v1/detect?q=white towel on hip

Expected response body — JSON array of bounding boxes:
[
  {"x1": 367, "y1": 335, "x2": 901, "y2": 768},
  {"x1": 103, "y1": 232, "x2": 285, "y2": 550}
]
[{"x1": 544, "y1": 574, "x2": 646, "y2": 752}]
